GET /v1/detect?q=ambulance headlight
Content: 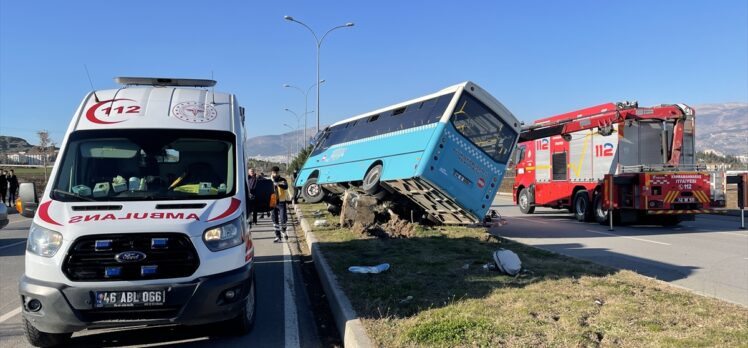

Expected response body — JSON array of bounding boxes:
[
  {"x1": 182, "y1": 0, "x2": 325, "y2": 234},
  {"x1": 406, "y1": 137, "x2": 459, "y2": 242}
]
[
  {"x1": 27, "y1": 224, "x2": 63, "y2": 257},
  {"x1": 203, "y1": 216, "x2": 245, "y2": 251}
]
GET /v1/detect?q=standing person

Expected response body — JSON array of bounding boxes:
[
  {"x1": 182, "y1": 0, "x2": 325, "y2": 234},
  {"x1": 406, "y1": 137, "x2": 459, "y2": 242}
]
[
  {"x1": 246, "y1": 168, "x2": 259, "y2": 227},
  {"x1": 0, "y1": 169, "x2": 7, "y2": 206},
  {"x1": 259, "y1": 172, "x2": 267, "y2": 218},
  {"x1": 270, "y1": 166, "x2": 290, "y2": 243},
  {"x1": 8, "y1": 169, "x2": 18, "y2": 207}
]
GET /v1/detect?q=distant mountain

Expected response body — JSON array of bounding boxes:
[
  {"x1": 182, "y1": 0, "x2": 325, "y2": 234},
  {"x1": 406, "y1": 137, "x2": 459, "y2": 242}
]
[
  {"x1": 694, "y1": 103, "x2": 747, "y2": 156},
  {"x1": 0, "y1": 135, "x2": 33, "y2": 152},
  {"x1": 245, "y1": 127, "x2": 317, "y2": 158}
]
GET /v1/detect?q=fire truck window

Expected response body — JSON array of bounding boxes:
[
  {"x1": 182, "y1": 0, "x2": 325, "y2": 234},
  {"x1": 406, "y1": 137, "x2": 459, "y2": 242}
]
[{"x1": 552, "y1": 152, "x2": 567, "y2": 180}]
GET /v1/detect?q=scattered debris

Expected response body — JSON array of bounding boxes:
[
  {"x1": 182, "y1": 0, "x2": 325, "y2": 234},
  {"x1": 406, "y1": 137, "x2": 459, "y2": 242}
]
[
  {"x1": 461, "y1": 263, "x2": 470, "y2": 270},
  {"x1": 594, "y1": 299, "x2": 605, "y2": 306},
  {"x1": 380, "y1": 209, "x2": 417, "y2": 238},
  {"x1": 312, "y1": 210, "x2": 324, "y2": 217},
  {"x1": 348, "y1": 263, "x2": 390, "y2": 274},
  {"x1": 483, "y1": 209, "x2": 507, "y2": 228},
  {"x1": 492, "y1": 249, "x2": 522, "y2": 275},
  {"x1": 340, "y1": 190, "x2": 379, "y2": 229},
  {"x1": 313, "y1": 219, "x2": 329, "y2": 227},
  {"x1": 482, "y1": 262, "x2": 498, "y2": 271}
]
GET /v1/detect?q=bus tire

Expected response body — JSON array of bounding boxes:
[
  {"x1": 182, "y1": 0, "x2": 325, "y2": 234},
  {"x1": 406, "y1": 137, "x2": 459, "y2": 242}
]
[
  {"x1": 518, "y1": 188, "x2": 534, "y2": 214},
  {"x1": 573, "y1": 190, "x2": 593, "y2": 222},
  {"x1": 302, "y1": 178, "x2": 325, "y2": 204},
  {"x1": 363, "y1": 164, "x2": 383, "y2": 195}
]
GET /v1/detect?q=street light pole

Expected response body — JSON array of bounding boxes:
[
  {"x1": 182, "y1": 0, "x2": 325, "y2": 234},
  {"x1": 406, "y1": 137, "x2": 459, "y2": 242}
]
[
  {"x1": 283, "y1": 80, "x2": 324, "y2": 148},
  {"x1": 283, "y1": 123, "x2": 295, "y2": 163},
  {"x1": 283, "y1": 108, "x2": 302, "y2": 153},
  {"x1": 284, "y1": 16, "x2": 354, "y2": 135}
]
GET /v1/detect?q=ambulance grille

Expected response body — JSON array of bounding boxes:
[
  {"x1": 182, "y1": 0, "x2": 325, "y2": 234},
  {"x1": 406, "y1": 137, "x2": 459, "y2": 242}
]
[{"x1": 62, "y1": 233, "x2": 199, "y2": 281}]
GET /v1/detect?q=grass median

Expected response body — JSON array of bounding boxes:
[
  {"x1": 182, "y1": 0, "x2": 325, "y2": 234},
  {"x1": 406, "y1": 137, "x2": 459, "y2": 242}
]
[{"x1": 298, "y1": 203, "x2": 748, "y2": 347}]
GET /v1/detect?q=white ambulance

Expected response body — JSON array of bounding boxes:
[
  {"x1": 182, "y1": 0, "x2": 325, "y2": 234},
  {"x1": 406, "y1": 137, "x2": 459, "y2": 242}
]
[{"x1": 20, "y1": 77, "x2": 256, "y2": 347}]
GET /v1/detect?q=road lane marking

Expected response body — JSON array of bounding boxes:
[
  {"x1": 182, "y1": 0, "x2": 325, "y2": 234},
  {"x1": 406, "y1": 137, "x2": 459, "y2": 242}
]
[
  {"x1": 0, "y1": 307, "x2": 21, "y2": 323},
  {"x1": 283, "y1": 236, "x2": 300, "y2": 348},
  {"x1": 720, "y1": 232, "x2": 748, "y2": 237},
  {"x1": 585, "y1": 230, "x2": 671, "y2": 246},
  {"x1": 0, "y1": 240, "x2": 26, "y2": 250},
  {"x1": 511, "y1": 217, "x2": 549, "y2": 224}
]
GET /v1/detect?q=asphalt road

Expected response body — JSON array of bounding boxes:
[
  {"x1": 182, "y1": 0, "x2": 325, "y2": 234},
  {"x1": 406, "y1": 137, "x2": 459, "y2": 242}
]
[
  {"x1": 492, "y1": 195, "x2": 748, "y2": 306},
  {"x1": 0, "y1": 209, "x2": 321, "y2": 347}
]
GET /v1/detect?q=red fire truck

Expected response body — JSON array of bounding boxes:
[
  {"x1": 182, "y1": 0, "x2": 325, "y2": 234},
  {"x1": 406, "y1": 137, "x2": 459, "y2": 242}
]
[{"x1": 512, "y1": 101, "x2": 721, "y2": 225}]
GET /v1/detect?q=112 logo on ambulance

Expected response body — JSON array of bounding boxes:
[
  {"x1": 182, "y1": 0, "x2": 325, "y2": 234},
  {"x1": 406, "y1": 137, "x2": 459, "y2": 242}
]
[{"x1": 86, "y1": 99, "x2": 142, "y2": 124}]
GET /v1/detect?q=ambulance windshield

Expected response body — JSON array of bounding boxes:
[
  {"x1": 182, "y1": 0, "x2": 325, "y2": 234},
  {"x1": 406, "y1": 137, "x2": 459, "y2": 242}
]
[{"x1": 51, "y1": 129, "x2": 236, "y2": 201}]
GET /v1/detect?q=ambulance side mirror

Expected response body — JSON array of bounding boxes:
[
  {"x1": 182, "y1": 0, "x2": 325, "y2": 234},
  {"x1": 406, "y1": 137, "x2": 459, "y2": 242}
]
[{"x1": 18, "y1": 182, "x2": 39, "y2": 218}]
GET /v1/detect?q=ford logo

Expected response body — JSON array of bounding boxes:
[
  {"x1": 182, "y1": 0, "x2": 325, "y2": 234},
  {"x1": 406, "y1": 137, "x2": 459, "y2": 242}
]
[{"x1": 115, "y1": 251, "x2": 147, "y2": 263}]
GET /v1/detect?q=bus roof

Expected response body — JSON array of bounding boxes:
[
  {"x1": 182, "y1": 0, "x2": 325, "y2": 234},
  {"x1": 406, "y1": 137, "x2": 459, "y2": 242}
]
[{"x1": 329, "y1": 82, "x2": 469, "y2": 127}]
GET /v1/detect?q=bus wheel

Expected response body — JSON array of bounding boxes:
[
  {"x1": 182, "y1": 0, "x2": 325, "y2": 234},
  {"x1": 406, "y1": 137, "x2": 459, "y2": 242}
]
[
  {"x1": 518, "y1": 188, "x2": 534, "y2": 214},
  {"x1": 363, "y1": 164, "x2": 383, "y2": 195},
  {"x1": 573, "y1": 190, "x2": 592, "y2": 222},
  {"x1": 302, "y1": 178, "x2": 325, "y2": 203}
]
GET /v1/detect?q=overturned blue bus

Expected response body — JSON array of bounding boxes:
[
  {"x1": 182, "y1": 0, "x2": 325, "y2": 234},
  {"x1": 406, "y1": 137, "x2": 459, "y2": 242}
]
[{"x1": 295, "y1": 82, "x2": 521, "y2": 224}]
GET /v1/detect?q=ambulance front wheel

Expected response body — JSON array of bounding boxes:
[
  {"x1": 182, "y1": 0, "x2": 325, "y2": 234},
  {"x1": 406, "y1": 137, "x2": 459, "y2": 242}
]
[
  {"x1": 302, "y1": 178, "x2": 325, "y2": 204},
  {"x1": 518, "y1": 188, "x2": 534, "y2": 214}
]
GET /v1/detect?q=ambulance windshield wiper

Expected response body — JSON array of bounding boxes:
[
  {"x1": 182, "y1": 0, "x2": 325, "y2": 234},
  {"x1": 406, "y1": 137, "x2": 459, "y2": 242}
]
[{"x1": 52, "y1": 189, "x2": 96, "y2": 202}]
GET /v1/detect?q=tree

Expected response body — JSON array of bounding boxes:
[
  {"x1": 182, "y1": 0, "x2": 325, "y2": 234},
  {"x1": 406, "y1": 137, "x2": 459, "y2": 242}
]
[
  {"x1": 287, "y1": 145, "x2": 313, "y2": 179},
  {"x1": 37, "y1": 130, "x2": 52, "y2": 181}
]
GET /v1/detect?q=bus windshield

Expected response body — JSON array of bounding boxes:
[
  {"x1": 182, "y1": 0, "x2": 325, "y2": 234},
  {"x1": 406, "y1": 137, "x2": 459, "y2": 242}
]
[
  {"x1": 51, "y1": 129, "x2": 236, "y2": 202},
  {"x1": 450, "y1": 93, "x2": 517, "y2": 164}
]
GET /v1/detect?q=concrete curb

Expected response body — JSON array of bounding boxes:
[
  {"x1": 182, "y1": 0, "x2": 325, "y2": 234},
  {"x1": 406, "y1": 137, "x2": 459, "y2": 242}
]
[{"x1": 293, "y1": 204, "x2": 374, "y2": 348}]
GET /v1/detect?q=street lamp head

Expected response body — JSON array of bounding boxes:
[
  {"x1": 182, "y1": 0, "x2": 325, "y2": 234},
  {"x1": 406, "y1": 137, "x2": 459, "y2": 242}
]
[
  {"x1": 319, "y1": 79, "x2": 326, "y2": 84},
  {"x1": 284, "y1": 15, "x2": 294, "y2": 21},
  {"x1": 282, "y1": 84, "x2": 291, "y2": 87},
  {"x1": 345, "y1": 22, "x2": 355, "y2": 27}
]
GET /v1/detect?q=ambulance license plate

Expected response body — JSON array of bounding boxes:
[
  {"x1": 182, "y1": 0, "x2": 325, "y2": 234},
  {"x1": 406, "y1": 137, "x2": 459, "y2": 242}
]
[{"x1": 94, "y1": 290, "x2": 166, "y2": 308}]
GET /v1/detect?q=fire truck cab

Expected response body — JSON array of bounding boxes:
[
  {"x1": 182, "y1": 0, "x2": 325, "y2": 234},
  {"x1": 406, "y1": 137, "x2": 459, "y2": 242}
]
[{"x1": 513, "y1": 101, "x2": 719, "y2": 225}]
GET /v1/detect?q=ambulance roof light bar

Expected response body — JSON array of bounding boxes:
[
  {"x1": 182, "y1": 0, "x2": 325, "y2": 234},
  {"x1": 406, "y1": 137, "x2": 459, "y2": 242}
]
[{"x1": 114, "y1": 77, "x2": 217, "y2": 88}]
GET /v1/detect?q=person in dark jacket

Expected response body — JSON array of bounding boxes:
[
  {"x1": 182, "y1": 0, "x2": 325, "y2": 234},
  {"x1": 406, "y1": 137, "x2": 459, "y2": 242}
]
[
  {"x1": 270, "y1": 166, "x2": 289, "y2": 243},
  {"x1": 0, "y1": 169, "x2": 7, "y2": 206},
  {"x1": 8, "y1": 169, "x2": 18, "y2": 207},
  {"x1": 246, "y1": 168, "x2": 259, "y2": 227}
]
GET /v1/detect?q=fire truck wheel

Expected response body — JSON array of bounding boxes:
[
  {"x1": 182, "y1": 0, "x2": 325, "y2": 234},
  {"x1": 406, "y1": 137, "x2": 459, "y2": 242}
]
[
  {"x1": 518, "y1": 188, "x2": 535, "y2": 214},
  {"x1": 573, "y1": 190, "x2": 593, "y2": 222},
  {"x1": 302, "y1": 178, "x2": 325, "y2": 203},
  {"x1": 594, "y1": 194, "x2": 607, "y2": 224}
]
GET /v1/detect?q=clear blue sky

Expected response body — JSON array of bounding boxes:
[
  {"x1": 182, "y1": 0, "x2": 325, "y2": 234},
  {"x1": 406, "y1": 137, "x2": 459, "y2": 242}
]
[{"x1": 1, "y1": 0, "x2": 746, "y2": 145}]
